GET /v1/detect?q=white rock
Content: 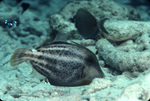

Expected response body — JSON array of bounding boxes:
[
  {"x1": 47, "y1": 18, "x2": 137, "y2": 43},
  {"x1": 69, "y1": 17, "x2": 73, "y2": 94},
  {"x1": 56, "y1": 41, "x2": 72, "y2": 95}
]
[{"x1": 104, "y1": 20, "x2": 150, "y2": 41}]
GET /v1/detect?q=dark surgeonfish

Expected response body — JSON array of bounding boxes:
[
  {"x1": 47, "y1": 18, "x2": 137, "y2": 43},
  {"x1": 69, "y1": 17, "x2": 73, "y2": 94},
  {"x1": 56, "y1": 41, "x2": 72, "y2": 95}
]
[
  {"x1": 71, "y1": 8, "x2": 108, "y2": 39},
  {"x1": 10, "y1": 41, "x2": 104, "y2": 87}
]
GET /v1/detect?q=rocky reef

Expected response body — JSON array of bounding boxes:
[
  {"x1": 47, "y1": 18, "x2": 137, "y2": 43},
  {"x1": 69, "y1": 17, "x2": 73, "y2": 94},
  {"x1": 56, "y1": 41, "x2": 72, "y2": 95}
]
[{"x1": 1, "y1": 0, "x2": 150, "y2": 101}]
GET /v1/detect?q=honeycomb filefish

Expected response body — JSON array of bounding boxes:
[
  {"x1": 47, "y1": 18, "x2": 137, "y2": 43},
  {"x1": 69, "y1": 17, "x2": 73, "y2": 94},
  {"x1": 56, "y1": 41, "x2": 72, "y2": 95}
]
[{"x1": 10, "y1": 41, "x2": 104, "y2": 86}]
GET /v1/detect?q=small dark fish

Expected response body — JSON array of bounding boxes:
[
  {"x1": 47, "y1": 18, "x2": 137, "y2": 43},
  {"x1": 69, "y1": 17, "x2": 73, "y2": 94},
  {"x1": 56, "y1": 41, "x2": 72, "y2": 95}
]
[
  {"x1": 72, "y1": 8, "x2": 108, "y2": 39},
  {"x1": 10, "y1": 41, "x2": 104, "y2": 87},
  {"x1": 21, "y1": 3, "x2": 30, "y2": 14}
]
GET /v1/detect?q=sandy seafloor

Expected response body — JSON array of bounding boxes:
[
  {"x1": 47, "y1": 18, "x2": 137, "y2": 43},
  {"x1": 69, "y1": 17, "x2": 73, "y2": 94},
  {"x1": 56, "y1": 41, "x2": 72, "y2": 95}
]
[{"x1": 0, "y1": 0, "x2": 150, "y2": 101}]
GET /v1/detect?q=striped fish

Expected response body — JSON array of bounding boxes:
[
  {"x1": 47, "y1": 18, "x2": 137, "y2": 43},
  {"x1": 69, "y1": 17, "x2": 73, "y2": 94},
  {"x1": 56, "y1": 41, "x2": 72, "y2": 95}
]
[{"x1": 10, "y1": 41, "x2": 104, "y2": 86}]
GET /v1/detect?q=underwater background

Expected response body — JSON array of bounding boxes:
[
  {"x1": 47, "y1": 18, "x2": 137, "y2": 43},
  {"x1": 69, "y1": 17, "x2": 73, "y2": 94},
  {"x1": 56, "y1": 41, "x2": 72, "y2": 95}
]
[{"x1": 0, "y1": 0, "x2": 150, "y2": 100}]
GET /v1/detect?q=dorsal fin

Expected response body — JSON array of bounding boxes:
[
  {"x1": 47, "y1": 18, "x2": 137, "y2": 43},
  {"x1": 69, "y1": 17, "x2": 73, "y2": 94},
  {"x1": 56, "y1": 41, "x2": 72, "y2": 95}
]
[
  {"x1": 36, "y1": 31, "x2": 68, "y2": 49},
  {"x1": 53, "y1": 32, "x2": 67, "y2": 42}
]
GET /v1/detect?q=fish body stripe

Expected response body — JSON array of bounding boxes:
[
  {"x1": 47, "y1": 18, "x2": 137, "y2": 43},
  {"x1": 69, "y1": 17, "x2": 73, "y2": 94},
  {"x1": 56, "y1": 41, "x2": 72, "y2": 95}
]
[
  {"x1": 37, "y1": 49, "x2": 83, "y2": 59},
  {"x1": 37, "y1": 46, "x2": 84, "y2": 57},
  {"x1": 23, "y1": 44, "x2": 87, "y2": 83},
  {"x1": 37, "y1": 47, "x2": 69, "y2": 51},
  {"x1": 27, "y1": 53, "x2": 84, "y2": 69},
  {"x1": 25, "y1": 46, "x2": 85, "y2": 71},
  {"x1": 38, "y1": 44, "x2": 71, "y2": 49},
  {"x1": 24, "y1": 46, "x2": 85, "y2": 66},
  {"x1": 25, "y1": 51, "x2": 84, "y2": 64},
  {"x1": 31, "y1": 61, "x2": 55, "y2": 77},
  {"x1": 31, "y1": 59, "x2": 84, "y2": 82}
]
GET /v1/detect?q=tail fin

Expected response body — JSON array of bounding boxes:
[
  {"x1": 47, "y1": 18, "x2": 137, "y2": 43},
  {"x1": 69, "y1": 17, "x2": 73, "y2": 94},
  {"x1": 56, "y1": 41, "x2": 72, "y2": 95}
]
[
  {"x1": 10, "y1": 48, "x2": 31, "y2": 66},
  {"x1": 98, "y1": 18, "x2": 109, "y2": 34}
]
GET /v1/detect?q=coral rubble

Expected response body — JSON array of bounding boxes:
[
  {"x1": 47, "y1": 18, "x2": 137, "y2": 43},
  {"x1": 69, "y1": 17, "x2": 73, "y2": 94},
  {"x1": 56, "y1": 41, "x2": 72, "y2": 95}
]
[{"x1": 1, "y1": 0, "x2": 150, "y2": 100}]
